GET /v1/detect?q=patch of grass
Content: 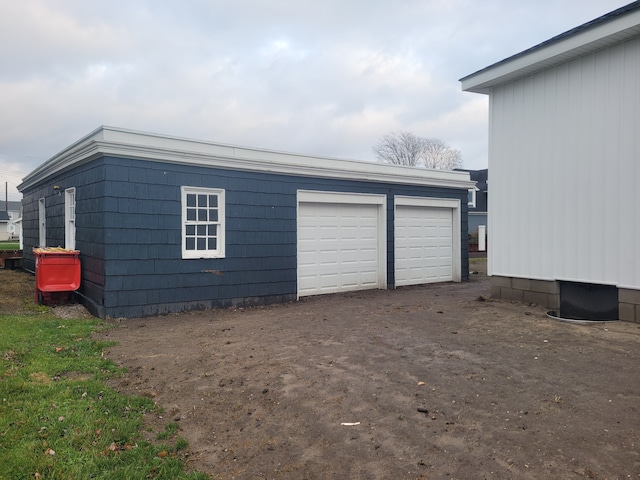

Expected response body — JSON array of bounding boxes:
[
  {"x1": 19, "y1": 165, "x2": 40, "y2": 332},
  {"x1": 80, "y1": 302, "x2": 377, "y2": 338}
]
[
  {"x1": 0, "y1": 269, "x2": 45, "y2": 316},
  {"x1": 0, "y1": 242, "x2": 20, "y2": 250},
  {"x1": 0, "y1": 314, "x2": 208, "y2": 479},
  {"x1": 175, "y1": 437, "x2": 189, "y2": 451},
  {"x1": 157, "y1": 422, "x2": 179, "y2": 440},
  {"x1": 469, "y1": 256, "x2": 487, "y2": 263}
]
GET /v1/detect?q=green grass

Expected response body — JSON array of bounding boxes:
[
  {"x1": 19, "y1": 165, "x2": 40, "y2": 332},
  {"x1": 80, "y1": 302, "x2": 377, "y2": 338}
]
[
  {"x1": 469, "y1": 256, "x2": 487, "y2": 263},
  {"x1": 157, "y1": 422, "x2": 179, "y2": 440},
  {"x1": 0, "y1": 242, "x2": 20, "y2": 250},
  {"x1": 0, "y1": 315, "x2": 208, "y2": 479}
]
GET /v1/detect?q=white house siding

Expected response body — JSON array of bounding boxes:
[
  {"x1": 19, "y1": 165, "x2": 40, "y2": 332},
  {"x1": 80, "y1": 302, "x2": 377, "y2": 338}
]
[{"x1": 488, "y1": 36, "x2": 640, "y2": 290}]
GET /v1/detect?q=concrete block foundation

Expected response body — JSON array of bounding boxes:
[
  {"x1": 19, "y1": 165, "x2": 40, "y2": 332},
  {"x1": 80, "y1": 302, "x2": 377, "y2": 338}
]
[{"x1": 490, "y1": 277, "x2": 640, "y2": 323}]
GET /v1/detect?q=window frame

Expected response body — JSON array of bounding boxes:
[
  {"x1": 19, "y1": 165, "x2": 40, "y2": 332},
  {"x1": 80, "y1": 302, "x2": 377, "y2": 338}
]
[
  {"x1": 181, "y1": 186, "x2": 225, "y2": 259},
  {"x1": 65, "y1": 187, "x2": 76, "y2": 250},
  {"x1": 467, "y1": 187, "x2": 478, "y2": 208},
  {"x1": 38, "y1": 197, "x2": 46, "y2": 247}
]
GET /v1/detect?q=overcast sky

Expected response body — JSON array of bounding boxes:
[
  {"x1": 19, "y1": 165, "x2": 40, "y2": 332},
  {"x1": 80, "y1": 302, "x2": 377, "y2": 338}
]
[{"x1": 0, "y1": 0, "x2": 632, "y2": 201}]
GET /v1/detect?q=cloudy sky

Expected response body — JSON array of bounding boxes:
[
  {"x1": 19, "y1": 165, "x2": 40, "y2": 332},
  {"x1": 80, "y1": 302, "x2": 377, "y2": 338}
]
[{"x1": 0, "y1": 0, "x2": 631, "y2": 201}]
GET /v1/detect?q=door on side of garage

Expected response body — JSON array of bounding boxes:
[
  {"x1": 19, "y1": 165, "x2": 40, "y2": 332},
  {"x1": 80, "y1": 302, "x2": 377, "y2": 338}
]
[
  {"x1": 297, "y1": 190, "x2": 387, "y2": 297},
  {"x1": 394, "y1": 196, "x2": 461, "y2": 286}
]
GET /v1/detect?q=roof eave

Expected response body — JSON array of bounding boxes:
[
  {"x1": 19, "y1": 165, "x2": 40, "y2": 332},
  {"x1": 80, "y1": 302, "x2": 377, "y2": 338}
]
[
  {"x1": 461, "y1": 6, "x2": 640, "y2": 94},
  {"x1": 18, "y1": 126, "x2": 475, "y2": 192}
]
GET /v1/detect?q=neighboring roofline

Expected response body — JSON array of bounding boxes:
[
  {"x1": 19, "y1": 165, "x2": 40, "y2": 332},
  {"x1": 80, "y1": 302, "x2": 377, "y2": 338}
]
[
  {"x1": 460, "y1": 1, "x2": 640, "y2": 94},
  {"x1": 454, "y1": 168, "x2": 488, "y2": 173},
  {"x1": 18, "y1": 126, "x2": 475, "y2": 191}
]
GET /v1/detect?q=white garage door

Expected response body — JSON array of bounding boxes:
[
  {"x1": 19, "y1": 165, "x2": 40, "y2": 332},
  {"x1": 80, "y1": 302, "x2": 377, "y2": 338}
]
[
  {"x1": 395, "y1": 204, "x2": 454, "y2": 286},
  {"x1": 297, "y1": 192, "x2": 386, "y2": 297}
]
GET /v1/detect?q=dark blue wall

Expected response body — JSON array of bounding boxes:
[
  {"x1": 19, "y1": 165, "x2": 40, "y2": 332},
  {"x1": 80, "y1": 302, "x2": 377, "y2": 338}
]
[
  {"x1": 21, "y1": 155, "x2": 469, "y2": 318},
  {"x1": 468, "y1": 213, "x2": 488, "y2": 235},
  {"x1": 458, "y1": 168, "x2": 488, "y2": 213}
]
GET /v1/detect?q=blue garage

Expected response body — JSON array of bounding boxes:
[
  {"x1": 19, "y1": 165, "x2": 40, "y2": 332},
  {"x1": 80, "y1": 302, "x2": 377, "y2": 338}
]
[{"x1": 18, "y1": 126, "x2": 473, "y2": 318}]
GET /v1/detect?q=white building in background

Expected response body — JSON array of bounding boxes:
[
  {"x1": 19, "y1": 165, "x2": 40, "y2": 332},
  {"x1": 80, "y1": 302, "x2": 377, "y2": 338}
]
[
  {"x1": 0, "y1": 200, "x2": 21, "y2": 242},
  {"x1": 461, "y1": 2, "x2": 640, "y2": 321}
]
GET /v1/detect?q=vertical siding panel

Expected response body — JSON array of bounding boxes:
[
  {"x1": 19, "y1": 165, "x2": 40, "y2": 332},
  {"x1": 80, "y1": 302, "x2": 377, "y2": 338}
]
[
  {"x1": 552, "y1": 63, "x2": 570, "y2": 281},
  {"x1": 532, "y1": 71, "x2": 550, "y2": 279},
  {"x1": 498, "y1": 82, "x2": 517, "y2": 276},
  {"x1": 518, "y1": 75, "x2": 532, "y2": 277},
  {"x1": 601, "y1": 45, "x2": 632, "y2": 284},
  {"x1": 517, "y1": 78, "x2": 532, "y2": 277},
  {"x1": 488, "y1": 91, "x2": 500, "y2": 275},
  {"x1": 539, "y1": 67, "x2": 557, "y2": 280},
  {"x1": 488, "y1": 87, "x2": 507, "y2": 276},
  {"x1": 580, "y1": 54, "x2": 597, "y2": 282},
  {"x1": 589, "y1": 49, "x2": 608, "y2": 284},
  {"x1": 620, "y1": 38, "x2": 640, "y2": 288},
  {"x1": 513, "y1": 78, "x2": 528, "y2": 276},
  {"x1": 561, "y1": 58, "x2": 584, "y2": 281}
]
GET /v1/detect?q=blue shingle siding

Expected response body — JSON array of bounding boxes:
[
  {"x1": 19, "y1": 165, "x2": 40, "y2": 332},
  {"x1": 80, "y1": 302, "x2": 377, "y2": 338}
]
[{"x1": 20, "y1": 154, "x2": 469, "y2": 318}]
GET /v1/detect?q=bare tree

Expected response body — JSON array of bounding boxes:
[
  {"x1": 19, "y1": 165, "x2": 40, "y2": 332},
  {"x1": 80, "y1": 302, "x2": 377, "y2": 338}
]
[
  {"x1": 373, "y1": 132, "x2": 424, "y2": 167},
  {"x1": 422, "y1": 138, "x2": 462, "y2": 170},
  {"x1": 373, "y1": 131, "x2": 462, "y2": 170}
]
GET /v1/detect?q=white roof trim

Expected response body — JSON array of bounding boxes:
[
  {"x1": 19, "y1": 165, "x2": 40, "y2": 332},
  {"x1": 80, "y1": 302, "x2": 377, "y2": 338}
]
[
  {"x1": 461, "y1": 7, "x2": 640, "y2": 94},
  {"x1": 18, "y1": 126, "x2": 474, "y2": 191}
]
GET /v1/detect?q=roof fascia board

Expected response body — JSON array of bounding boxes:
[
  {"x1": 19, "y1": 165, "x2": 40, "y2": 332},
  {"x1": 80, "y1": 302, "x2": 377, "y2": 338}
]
[
  {"x1": 18, "y1": 126, "x2": 475, "y2": 191},
  {"x1": 461, "y1": 8, "x2": 640, "y2": 94}
]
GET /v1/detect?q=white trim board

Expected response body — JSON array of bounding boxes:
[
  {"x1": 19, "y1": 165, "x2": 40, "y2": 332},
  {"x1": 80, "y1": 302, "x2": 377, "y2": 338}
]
[{"x1": 19, "y1": 126, "x2": 474, "y2": 192}]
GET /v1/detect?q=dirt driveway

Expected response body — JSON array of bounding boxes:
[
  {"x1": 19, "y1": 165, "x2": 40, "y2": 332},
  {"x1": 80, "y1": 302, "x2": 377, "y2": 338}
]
[{"x1": 98, "y1": 265, "x2": 640, "y2": 480}]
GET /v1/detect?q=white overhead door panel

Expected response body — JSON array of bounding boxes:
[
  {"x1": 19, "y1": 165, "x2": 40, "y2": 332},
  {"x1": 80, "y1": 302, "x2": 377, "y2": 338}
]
[
  {"x1": 298, "y1": 191, "x2": 386, "y2": 297},
  {"x1": 395, "y1": 197, "x2": 461, "y2": 286}
]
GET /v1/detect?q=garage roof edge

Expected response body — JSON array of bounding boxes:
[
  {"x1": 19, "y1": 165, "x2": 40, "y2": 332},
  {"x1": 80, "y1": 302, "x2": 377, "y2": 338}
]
[{"x1": 18, "y1": 126, "x2": 475, "y2": 191}]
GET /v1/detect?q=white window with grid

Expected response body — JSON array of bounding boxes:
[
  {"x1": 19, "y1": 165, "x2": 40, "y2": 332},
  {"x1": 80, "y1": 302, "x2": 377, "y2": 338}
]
[{"x1": 181, "y1": 186, "x2": 225, "y2": 259}]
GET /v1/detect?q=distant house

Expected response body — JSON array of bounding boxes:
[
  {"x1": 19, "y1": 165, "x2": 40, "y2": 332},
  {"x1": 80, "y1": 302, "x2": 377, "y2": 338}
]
[
  {"x1": 18, "y1": 126, "x2": 474, "y2": 319},
  {"x1": 0, "y1": 211, "x2": 10, "y2": 241},
  {"x1": 0, "y1": 200, "x2": 21, "y2": 241},
  {"x1": 461, "y1": 2, "x2": 640, "y2": 321},
  {"x1": 0, "y1": 200, "x2": 21, "y2": 218},
  {"x1": 455, "y1": 168, "x2": 487, "y2": 250}
]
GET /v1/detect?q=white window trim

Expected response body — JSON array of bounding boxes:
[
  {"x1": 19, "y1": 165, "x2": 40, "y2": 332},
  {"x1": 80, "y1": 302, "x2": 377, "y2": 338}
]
[
  {"x1": 181, "y1": 186, "x2": 225, "y2": 259},
  {"x1": 15, "y1": 218, "x2": 23, "y2": 250},
  {"x1": 38, "y1": 197, "x2": 46, "y2": 247},
  {"x1": 297, "y1": 189, "x2": 386, "y2": 206},
  {"x1": 468, "y1": 187, "x2": 478, "y2": 208},
  {"x1": 65, "y1": 187, "x2": 76, "y2": 250}
]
